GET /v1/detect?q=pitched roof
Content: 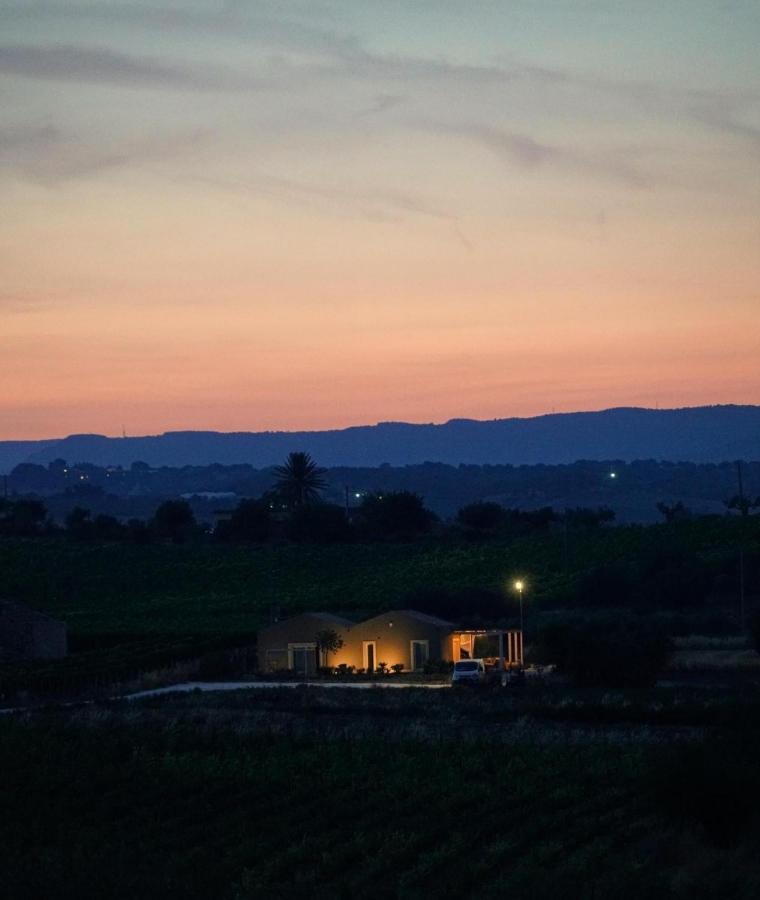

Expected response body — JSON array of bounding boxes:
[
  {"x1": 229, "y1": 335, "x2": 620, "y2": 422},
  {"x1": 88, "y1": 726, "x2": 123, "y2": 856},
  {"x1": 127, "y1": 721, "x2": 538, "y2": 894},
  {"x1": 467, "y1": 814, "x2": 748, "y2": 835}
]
[
  {"x1": 368, "y1": 609, "x2": 455, "y2": 628},
  {"x1": 396, "y1": 609, "x2": 455, "y2": 628},
  {"x1": 263, "y1": 611, "x2": 355, "y2": 629},
  {"x1": 302, "y1": 612, "x2": 355, "y2": 626},
  {"x1": 0, "y1": 599, "x2": 64, "y2": 625}
]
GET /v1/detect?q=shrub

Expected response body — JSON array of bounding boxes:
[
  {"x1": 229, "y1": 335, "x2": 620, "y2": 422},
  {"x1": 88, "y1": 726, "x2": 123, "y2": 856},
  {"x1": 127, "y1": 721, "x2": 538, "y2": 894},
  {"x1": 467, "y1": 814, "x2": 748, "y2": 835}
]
[
  {"x1": 285, "y1": 503, "x2": 350, "y2": 543},
  {"x1": 391, "y1": 663, "x2": 404, "y2": 674},
  {"x1": 457, "y1": 502, "x2": 505, "y2": 532},
  {"x1": 539, "y1": 621, "x2": 672, "y2": 688},
  {"x1": 423, "y1": 659, "x2": 454, "y2": 675},
  {"x1": 355, "y1": 491, "x2": 435, "y2": 539}
]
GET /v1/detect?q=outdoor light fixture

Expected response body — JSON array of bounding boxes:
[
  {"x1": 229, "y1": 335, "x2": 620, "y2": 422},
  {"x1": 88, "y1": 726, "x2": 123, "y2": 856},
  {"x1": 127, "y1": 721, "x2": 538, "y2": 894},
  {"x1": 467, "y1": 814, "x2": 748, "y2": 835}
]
[{"x1": 514, "y1": 580, "x2": 525, "y2": 634}]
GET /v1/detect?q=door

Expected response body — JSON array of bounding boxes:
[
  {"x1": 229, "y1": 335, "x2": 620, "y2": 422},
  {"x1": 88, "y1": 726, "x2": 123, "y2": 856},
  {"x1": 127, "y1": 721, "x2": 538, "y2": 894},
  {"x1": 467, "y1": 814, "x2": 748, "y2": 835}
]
[
  {"x1": 410, "y1": 640, "x2": 429, "y2": 671},
  {"x1": 289, "y1": 643, "x2": 317, "y2": 675},
  {"x1": 363, "y1": 641, "x2": 376, "y2": 673}
]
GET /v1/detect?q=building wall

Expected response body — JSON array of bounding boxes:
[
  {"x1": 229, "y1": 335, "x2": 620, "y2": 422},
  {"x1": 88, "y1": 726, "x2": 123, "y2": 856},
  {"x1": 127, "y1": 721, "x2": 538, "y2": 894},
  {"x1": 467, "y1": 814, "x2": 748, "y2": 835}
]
[
  {"x1": 330, "y1": 612, "x2": 451, "y2": 672},
  {"x1": 257, "y1": 613, "x2": 355, "y2": 672},
  {"x1": 0, "y1": 602, "x2": 67, "y2": 661}
]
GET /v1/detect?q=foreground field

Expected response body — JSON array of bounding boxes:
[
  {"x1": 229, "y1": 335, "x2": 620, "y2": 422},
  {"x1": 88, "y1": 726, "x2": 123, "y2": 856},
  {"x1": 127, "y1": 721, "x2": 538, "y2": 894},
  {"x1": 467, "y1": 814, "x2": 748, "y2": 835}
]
[{"x1": 3, "y1": 684, "x2": 760, "y2": 899}]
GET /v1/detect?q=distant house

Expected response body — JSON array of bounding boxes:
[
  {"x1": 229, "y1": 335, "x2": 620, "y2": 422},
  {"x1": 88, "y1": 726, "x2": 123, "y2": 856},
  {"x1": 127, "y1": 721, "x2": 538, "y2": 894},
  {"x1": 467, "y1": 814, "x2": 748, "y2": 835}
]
[
  {"x1": 341, "y1": 610, "x2": 455, "y2": 673},
  {"x1": 257, "y1": 612, "x2": 355, "y2": 676},
  {"x1": 257, "y1": 609, "x2": 522, "y2": 674},
  {"x1": 0, "y1": 600, "x2": 67, "y2": 662}
]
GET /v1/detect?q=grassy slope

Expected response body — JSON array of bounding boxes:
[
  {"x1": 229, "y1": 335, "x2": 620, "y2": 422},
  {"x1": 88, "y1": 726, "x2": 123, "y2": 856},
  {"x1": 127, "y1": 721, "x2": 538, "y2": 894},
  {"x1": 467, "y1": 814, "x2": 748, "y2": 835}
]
[{"x1": 0, "y1": 517, "x2": 756, "y2": 638}]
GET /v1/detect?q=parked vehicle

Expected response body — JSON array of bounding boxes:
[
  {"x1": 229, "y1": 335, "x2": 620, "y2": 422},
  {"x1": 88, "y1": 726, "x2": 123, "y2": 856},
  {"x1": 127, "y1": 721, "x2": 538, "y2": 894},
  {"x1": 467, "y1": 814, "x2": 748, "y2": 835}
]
[{"x1": 451, "y1": 658, "x2": 487, "y2": 685}]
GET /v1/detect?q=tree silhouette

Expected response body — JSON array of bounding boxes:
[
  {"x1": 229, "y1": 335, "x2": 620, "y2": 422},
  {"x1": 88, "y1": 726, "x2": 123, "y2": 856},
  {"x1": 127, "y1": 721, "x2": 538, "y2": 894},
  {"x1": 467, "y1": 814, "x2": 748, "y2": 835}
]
[
  {"x1": 152, "y1": 499, "x2": 196, "y2": 542},
  {"x1": 656, "y1": 501, "x2": 690, "y2": 523},
  {"x1": 274, "y1": 452, "x2": 327, "y2": 507},
  {"x1": 315, "y1": 628, "x2": 344, "y2": 667}
]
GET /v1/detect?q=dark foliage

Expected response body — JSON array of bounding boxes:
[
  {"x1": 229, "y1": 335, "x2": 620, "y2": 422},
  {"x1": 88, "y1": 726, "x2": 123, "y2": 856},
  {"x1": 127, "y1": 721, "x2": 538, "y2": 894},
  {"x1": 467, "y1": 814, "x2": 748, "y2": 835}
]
[
  {"x1": 400, "y1": 585, "x2": 507, "y2": 622},
  {"x1": 356, "y1": 490, "x2": 435, "y2": 539},
  {"x1": 285, "y1": 502, "x2": 350, "y2": 544},
  {"x1": 273, "y1": 451, "x2": 327, "y2": 507},
  {"x1": 575, "y1": 563, "x2": 635, "y2": 608},
  {"x1": 151, "y1": 499, "x2": 196, "y2": 543},
  {"x1": 563, "y1": 506, "x2": 616, "y2": 528},
  {"x1": 457, "y1": 501, "x2": 506, "y2": 532},
  {"x1": 637, "y1": 546, "x2": 712, "y2": 610},
  {"x1": 538, "y1": 620, "x2": 672, "y2": 687},
  {"x1": 657, "y1": 500, "x2": 691, "y2": 522},
  {"x1": 0, "y1": 498, "x2": 48, "y2": 536},
  {"x1": 215, "y1": 498, "x2": 272, "y2": 543}
]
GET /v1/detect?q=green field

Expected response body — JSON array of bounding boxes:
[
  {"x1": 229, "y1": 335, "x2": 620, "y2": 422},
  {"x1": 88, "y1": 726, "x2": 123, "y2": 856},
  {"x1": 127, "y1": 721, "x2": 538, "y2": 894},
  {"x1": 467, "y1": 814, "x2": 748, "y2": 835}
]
[
  {"x1": 1, "y1": 517, "x2": 756, "y2": 638},
  {"x1": 3, "y1": 684, "x2": 760, "y2": 899}
]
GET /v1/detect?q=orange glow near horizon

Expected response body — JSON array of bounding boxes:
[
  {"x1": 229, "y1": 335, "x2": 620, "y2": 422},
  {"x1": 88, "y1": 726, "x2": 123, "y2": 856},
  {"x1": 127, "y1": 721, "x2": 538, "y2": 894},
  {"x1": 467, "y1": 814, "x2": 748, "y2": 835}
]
[{"x1": 2, "y1": 4, "x2": 759, "y2": 440}]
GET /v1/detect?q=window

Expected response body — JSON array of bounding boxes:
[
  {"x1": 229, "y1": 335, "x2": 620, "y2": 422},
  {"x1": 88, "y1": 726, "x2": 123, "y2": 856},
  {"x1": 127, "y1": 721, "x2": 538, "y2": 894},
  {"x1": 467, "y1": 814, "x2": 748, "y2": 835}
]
[
  {"x1": 410, "y1": 640, "x2": 429, "y2": 671},
  {"x1": 288, "y1": 642, "x2": 317, "y2": 675}
]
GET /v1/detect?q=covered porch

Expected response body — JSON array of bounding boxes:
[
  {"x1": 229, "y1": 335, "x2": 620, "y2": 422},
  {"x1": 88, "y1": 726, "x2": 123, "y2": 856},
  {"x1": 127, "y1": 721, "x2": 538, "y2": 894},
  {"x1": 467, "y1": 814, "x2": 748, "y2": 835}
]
[{"x1": 450, "y1": 629, "x2": 524, "y2": 669}]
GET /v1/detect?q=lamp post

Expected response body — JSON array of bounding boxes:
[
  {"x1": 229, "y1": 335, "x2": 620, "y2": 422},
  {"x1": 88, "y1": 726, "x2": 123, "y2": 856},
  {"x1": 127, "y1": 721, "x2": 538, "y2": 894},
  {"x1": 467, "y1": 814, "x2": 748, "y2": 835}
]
[
  {"x1": 514, "y1": 579, "x2": 525, "y2": 668},
  {"x1": 514, "y1": 580, "x2": 524, "y2": 633}
]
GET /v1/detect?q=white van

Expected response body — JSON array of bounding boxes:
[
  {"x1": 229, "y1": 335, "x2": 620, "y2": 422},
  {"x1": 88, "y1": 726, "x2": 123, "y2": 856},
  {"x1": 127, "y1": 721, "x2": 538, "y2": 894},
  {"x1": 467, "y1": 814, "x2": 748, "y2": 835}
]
[{"x1": 451, "y1": 658, "x2": 487, "y2": 685}]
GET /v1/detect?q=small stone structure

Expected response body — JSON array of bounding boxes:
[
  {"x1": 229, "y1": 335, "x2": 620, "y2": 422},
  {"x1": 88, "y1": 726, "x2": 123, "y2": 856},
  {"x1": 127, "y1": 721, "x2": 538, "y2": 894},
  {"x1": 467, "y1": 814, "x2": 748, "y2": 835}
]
[{"x1": 0, "y1": 600, "x2": 67, "y2": 661}]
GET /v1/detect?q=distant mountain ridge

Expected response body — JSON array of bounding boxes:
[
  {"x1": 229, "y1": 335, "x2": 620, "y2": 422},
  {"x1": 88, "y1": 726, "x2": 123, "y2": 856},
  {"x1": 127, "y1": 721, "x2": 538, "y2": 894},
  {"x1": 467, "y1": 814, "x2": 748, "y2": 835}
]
[{"x1": 2, "y1": 405, "x2": 758, "y2": 473}]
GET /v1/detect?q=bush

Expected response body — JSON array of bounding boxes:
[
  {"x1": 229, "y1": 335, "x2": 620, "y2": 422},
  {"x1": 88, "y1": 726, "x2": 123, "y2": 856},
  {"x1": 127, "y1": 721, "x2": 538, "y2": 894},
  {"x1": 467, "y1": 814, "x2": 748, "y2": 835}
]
[
  {"x1": 457, "y1": 502, "x2": 505, "y2": 532},
  {"x1": 285, "y1": 503, "x2": 350, "y2": 543},
  {"x1": 575, "y1": 563, "x2": 634, "y2": 608},
  {"x1": 355, "y1": 491, "x2": 435, "y2": 539},
  {"x1": 538, "y1": 621, "x2": 672, "y2": 688},
  {"x1": 423, "y1": 659, "x2": 454, "y2": 675},
  {"x1": 217, "y1": 498, "x2": 272, "y2": 542}
]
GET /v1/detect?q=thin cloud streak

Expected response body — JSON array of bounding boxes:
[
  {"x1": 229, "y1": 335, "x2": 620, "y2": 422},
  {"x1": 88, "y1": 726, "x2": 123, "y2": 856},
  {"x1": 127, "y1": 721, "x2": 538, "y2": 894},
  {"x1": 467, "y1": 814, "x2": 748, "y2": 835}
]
[
  {"x1": 423, "y1": 122, "x2": 654, "y2": 189},
  {"x1": 0, "y1": 43, "x2": 264, "y2": 92},
  {"x1": 189, "y1": 171, "x2": 473, "y2": 248},
  {"x1": 0, "y1": 121, "x2": 208, "y2": 182}
]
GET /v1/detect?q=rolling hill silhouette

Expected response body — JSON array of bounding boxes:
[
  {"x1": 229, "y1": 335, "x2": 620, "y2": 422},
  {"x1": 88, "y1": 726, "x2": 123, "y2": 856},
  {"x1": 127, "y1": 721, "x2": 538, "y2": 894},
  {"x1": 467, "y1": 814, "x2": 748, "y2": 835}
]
[{"x1": 1, "y1": 405, "x2": 758, "y2": 473}]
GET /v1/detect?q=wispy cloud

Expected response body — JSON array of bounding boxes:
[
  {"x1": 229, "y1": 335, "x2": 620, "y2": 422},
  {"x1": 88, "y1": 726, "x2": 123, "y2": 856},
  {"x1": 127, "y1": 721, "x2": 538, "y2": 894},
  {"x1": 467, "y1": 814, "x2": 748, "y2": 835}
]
[
  {"x1": 0, "y1": 43, "x2": 262, "y2": 92},
  {"x1": 354, "y1": 93, "x2": 406, "y2": 119},
  {"x1": 191, "y1": 170, "x2": 472, "y2": 248},
  {"x1": 0, "y1": 121, "x2": 208, "y2": 183},
  {"x1": 424, "y1": 121, "x2": 654, "y2": 189}
]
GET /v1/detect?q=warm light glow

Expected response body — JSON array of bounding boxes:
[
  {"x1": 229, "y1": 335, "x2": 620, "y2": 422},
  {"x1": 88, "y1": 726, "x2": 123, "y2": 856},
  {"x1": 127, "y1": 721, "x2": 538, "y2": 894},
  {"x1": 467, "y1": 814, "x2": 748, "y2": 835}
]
[{"x1": 514, "y1": 580, "x2": 524, "y2": 592}]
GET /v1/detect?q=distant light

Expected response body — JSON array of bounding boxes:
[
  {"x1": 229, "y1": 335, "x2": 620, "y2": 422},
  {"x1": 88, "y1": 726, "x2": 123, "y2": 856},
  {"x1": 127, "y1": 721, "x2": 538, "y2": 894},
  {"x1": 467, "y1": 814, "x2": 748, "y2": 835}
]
[
  {"x1": 355, "y1": 492, "x2": 361, "y2": 498},
  {"x1": 609, "y1": 472, "x2": 617, "y2": 479},
  {"x1": 514, "y1": 580, "x2": 524, "y2": 592}
]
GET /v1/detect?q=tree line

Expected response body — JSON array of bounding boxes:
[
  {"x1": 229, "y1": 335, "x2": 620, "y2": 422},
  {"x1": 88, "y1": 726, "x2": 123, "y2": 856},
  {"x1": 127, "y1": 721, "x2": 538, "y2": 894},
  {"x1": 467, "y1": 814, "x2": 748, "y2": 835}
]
[{"x1": 2, "y1": 450, "x2": 756, "y2": 545}]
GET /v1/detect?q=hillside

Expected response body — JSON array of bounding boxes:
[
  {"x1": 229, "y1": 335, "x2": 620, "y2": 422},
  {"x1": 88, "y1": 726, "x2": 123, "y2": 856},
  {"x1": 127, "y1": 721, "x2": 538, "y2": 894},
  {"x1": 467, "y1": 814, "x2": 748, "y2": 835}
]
[{"x1": 2, "y1": 405, "x2": 759, "y2": 472}]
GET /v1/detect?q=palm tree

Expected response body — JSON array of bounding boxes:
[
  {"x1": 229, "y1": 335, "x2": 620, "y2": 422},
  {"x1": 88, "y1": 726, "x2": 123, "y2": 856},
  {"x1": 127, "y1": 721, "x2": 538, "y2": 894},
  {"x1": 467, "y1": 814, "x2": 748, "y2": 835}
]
[{"x1": 274, "y1": 451, "x2": 327, "y2": 507}]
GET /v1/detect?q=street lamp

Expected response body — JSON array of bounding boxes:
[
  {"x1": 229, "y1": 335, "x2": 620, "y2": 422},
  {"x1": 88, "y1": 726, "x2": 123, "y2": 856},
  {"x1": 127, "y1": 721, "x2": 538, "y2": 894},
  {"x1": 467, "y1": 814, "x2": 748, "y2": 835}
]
[{"x1": 514, "y1": 579, "x2": 525, "y2": 634}]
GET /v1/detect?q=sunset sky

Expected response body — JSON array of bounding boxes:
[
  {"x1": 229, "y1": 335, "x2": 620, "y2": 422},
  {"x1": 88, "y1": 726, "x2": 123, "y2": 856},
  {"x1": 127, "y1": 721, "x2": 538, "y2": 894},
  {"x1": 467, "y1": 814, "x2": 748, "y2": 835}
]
[{"x1": 2, "y1": 1, "x2": 759, "y2": 439}]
